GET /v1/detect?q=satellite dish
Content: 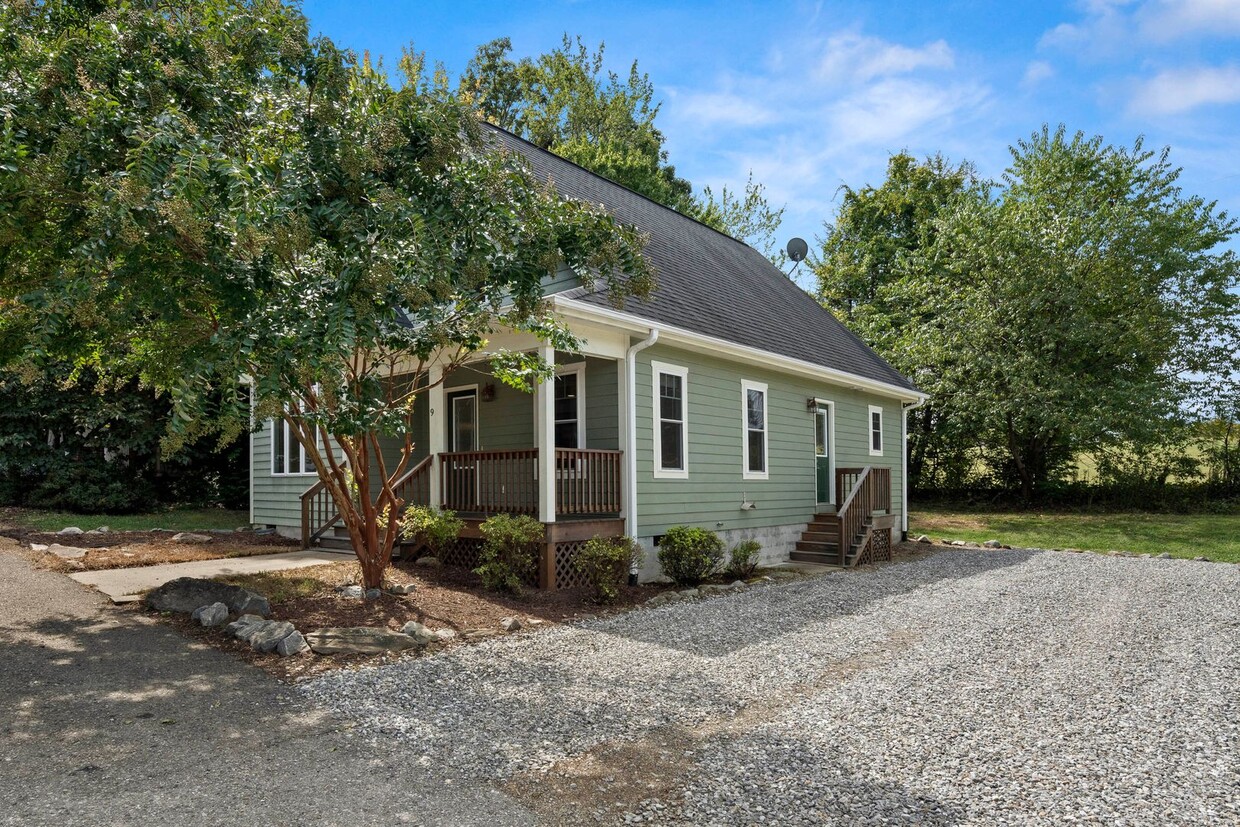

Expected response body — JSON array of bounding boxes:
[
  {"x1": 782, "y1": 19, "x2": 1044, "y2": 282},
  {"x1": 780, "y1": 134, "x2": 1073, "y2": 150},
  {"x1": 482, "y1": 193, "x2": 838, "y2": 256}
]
[{"x1": 786, "y1": 237, "x2": 808, "y2": 262}]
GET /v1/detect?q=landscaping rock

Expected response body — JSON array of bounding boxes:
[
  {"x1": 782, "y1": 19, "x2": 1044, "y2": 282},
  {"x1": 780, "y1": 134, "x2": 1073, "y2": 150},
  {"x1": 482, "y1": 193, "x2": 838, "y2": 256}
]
[
  {"x1": 304, "y1": 627, "x2": 421, "y2": 655},
  {"x1": 227, "y1": 614, "x2": 266, "y2": 640},
  {"x1": 191, "y1": 602, "x2": 229, "y2": 627},
  {"x1": 950, "y1": 540, "x2": 967, "y2": 547},
  {"x1": 170, "y1": 532, "x2": 213, "y2": 544},
  {"x1": 500, "y1": 617, "x2": 522, "y2": 633},
  {"x1": 58, "y1": 527, "x2": 84, "y2": 536},
  {"x1": 364, "y1": 588, "x2": 382, "y2": 600},
  {"x1": 250, "y1": 621, "x2": 297, "y2": 653},
  {"x1": 47, "y1": 544, "x2": 88, "y2": 560},
  {"x1": 1157, "y1": 552, "x2": 1172, "y2": 559},
  {"x1": 145, "y1": 577, "x2": 270, "y2": 616},
  {"x1": 400, "y1": 621, "x2": 439, "y2": 645},
  {"x1": 414, "y1": 556, "x2": 442, "y2": 568},
  {"x1": 277, "y1": 631, "x2": 310, "y2": 657},
  {"x1": 677, "y1": 588, "x2": 701, "y2": 599},
  {"x1": 1194, "y1": 556, "x2": 1210, "y2": 562},
  {"x1": 983, "y1": 539, "x2": 1002, "y2": 549},
  {"x1": 699, "y1": 584, "x2": 732, "y2": 596},
  {"x1": 387, "y1": 583, "x2": 417, "y2": 595},
  {"x1": 729, "y1": 580, "x2": 748, "y2": 591},
  {"x1": 29, "y1": 543, "x2": 48, "y2": 552},
  {"x1": 339, "y1": 585, "x2": 364, "y2": 599},
  {"x1": 434, "y1": 629, "x2": 458, "y2": 642},
  {"x1": 915, "y1": 534, "x2": 931, "y2": 544}
]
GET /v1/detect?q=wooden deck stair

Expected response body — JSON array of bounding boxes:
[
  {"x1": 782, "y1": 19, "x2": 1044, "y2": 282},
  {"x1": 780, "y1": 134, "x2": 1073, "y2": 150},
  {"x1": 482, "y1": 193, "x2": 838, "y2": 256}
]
[{"x1": 790, "y1": 514, "x2": 849, "y2": 566}]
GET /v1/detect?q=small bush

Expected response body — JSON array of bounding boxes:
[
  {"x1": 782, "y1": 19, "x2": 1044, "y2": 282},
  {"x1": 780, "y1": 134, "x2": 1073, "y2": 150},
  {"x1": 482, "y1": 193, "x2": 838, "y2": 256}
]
[
  {"x1": 474, "y1": 513, "x2": 543, "y2": 593},
  {"x1": 725, "y1": 539, "x2": 762, "y2": 580},
  {"x1": 402, "y1": 506, "x2": 463, "y2": 558},
  {"x1": 573, "y1": 535, "x2": 644, "y2": 602},
  {"x1": 657, "y1": 525, "x2": 724, "y2": 586}
]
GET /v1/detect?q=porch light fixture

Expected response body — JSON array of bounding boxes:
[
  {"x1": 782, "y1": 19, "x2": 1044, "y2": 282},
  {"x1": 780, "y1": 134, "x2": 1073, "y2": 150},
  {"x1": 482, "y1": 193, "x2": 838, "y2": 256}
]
[
  {"x1": 481, "y1": 383, "x2": 496, "y2": 402},
  {"x1": 806, "y1": 397, "x2": 817, "y2": 412}
]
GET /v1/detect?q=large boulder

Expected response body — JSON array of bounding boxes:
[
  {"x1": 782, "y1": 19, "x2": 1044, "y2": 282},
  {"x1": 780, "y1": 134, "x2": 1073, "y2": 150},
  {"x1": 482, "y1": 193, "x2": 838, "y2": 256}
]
[
  {"x1": 249, "y1": 621, "x2": 297, "y2": 653},
  {"x1": 171, "y1": 532, "x2": 213, "y2": 544},
  {"x1": 47, "y1": 544, "x2": 88, "y2": 559},
  {"x1": 145, "y1": 577, "x2": 270, "y2": 616},
  {"x1": 304, "y1": 627, "x2": 421, "y2": 655}
]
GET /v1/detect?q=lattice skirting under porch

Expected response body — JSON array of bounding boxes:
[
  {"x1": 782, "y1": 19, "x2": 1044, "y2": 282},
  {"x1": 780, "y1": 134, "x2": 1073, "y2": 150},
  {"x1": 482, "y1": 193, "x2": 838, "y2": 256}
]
[
  {"x1": 439, "y1": 537, "x2": 483, "y2": 571},
  {"x1": 553, "y1": 540, "x2": 594, "y2": 590},
  {"x1": 431, "y1": 534, "x2": 621, "y2": 590},
  {"x1": 857, "y1": 527, "x2": 894, "y2": 566}
]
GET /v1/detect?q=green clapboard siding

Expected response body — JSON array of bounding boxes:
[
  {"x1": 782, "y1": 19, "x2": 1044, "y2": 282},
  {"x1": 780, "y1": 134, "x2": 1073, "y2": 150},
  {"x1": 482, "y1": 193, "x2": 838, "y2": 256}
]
[
  {"x1": 250, "y1": 419, "x2": 321, "y2": 529},
  {"x1": 541, "y1": 262, "x2": 582, "y2": 295},
  {"x1": 633, "y1": 343, "x2": 905, "y2": 537}
]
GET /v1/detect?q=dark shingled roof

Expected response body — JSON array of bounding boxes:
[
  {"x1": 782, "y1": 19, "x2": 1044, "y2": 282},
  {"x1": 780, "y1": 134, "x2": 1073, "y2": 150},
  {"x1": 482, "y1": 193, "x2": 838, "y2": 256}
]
[{"x1": 483, "y1": 124, "x2": 918, "y2": 394}]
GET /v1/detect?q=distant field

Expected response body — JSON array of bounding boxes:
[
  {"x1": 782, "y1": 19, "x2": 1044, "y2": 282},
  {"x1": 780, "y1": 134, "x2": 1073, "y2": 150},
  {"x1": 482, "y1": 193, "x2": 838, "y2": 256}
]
[
  {"x1": 1, "y1": 507, "x2": 249, "y2": 533},
  {"x1": 910, "y1": 508, "x2": 1239, "y2": 563}
]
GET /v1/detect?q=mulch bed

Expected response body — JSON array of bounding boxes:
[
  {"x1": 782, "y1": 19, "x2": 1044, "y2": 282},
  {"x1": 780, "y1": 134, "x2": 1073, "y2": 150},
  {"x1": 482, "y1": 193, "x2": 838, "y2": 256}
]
[{"x1": 156, "y1": 560, "x2": 671, "y2": 682}]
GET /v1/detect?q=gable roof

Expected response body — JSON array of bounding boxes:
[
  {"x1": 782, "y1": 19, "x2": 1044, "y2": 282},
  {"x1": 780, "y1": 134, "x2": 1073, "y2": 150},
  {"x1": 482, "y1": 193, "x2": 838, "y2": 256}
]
[{"x1": 482, "y1": 124, "x2": 919, "y2": 394}]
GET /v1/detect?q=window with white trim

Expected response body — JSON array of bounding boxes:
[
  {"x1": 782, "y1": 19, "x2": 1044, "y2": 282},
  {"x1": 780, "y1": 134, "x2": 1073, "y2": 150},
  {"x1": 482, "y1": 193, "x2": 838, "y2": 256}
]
[
  {"x1": 271, "y1": 417, "x2": 315, "y2": 475},
  {"x1": 868, "y1": 405, "x2": 884, "y2": 456},
  {"x1": 742, "y1": 380, "x2": 768, "y2": 479},
  {"x1": 652, "y1": 361, "x2": 688, "y2": 478},
  {"x1": 554, "y1": 363, "x2": 586, "y2": 449}
]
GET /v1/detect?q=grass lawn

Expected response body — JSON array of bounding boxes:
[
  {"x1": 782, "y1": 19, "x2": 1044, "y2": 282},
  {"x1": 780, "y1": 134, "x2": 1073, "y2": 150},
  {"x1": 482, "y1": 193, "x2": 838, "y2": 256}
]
[
  {"x1": 911, "y1": 508, "x2": 1240, "y2": 563},
  {"x1": 2, "y1": 506, "x2": 249, "y2": 533}
]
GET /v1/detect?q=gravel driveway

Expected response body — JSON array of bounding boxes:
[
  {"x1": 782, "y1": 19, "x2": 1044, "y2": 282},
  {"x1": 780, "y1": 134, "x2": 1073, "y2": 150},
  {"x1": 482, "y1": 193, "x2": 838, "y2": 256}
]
[{"x1": 304, "y1": 549, "x2": 1239, "y2": 826}]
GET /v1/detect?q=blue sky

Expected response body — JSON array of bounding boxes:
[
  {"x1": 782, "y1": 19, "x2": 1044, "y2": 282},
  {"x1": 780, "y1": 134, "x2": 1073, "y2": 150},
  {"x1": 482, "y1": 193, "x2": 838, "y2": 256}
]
[{"x1": 302, "y1": 0, "x2": 1240, "y2": 273}]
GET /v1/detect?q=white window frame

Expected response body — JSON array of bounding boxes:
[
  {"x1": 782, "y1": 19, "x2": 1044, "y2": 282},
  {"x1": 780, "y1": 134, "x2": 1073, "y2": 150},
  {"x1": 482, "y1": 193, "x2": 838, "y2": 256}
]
[
  {"x1": 270, "y1": 414, "x2": 317, "y2": 477},
  {"x1": 651, "y1": 360, "x2": 689, "y2": 479},
  {"x1": 869, "y1": 404, "x2": 884, "y2": 456},
  {"x1": 741, "y1": 379, "x2": 769, "y2": 480},
  {"x1": 554, "y1": 362, "x2": 587, "y2": 449},
  {"x1": 445, "y1": 384, "x2": 480, "y2": 452}
]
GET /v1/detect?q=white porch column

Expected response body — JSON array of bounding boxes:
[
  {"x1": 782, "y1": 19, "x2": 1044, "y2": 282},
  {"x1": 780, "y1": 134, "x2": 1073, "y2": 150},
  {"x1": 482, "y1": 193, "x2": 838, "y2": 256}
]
[
  {"x1": 536, "y1": 345, "x2": 557, "y2": 523},
  {"x1": 427, "y1": 365, "x2": 445, "y2": 508},
  {"x1": 616, "y1": 354, "x2": 630, "y2": 524}
]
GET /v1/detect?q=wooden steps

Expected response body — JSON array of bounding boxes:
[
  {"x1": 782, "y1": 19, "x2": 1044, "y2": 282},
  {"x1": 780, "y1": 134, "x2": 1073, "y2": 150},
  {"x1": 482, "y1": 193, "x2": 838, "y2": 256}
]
[{"x1": 790, "y1": 513, "x2": 846, "y2": 566}]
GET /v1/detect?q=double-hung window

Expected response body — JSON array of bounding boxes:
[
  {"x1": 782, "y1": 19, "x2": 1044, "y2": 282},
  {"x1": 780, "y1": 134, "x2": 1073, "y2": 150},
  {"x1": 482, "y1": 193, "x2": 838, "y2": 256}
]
[
  {"x1": 652, "y1": 361, "x2": 688, "y2": 478},
  {"x1": 272, "y1": 416, "x2": 315, "y2": 475},
  {"x1": 869, "y1": 405, "x2": 884, "y2": 456},
  {"x1": 741, "y1": 380, "x2": 769, "y2": 479},
  {"x1": 554, "y1": 363, "x2": 585, "y2": 449}
]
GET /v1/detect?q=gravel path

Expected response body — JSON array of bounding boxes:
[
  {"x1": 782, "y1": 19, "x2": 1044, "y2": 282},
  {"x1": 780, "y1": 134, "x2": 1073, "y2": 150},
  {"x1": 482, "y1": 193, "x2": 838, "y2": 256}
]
[{"x1": 303, "y1": 549, "x2": 1240, "y2": 826}]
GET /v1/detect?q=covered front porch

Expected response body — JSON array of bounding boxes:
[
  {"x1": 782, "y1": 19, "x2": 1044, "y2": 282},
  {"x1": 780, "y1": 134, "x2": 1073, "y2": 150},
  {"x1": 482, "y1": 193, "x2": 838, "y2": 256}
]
[{"x1": 300, "y1": 330, "x2": 634, "y2": 588}]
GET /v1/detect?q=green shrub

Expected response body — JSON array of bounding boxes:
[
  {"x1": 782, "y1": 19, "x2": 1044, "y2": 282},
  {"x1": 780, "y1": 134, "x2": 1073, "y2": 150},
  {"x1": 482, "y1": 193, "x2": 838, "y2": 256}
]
[
  {"x1": 657, "y1": 525, "x2": 724, "y2": 586},
  {"x1": 573, "y1": 535, "x2": 645, "y2": 602},
  {"x1": 401, "y1": 506, "x2": 463, "y2": 558},
  {"x1": 725, "y1": 539, "x2": 762, "y2": 580},
  {"x1": 474, "y1": 514, "x2": 543, "y2": 593}
]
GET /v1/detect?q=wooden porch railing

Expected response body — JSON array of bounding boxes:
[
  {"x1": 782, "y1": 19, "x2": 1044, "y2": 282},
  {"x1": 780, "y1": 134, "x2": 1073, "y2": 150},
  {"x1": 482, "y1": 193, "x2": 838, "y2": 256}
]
[
  {"x1": 299, "y1": 455, "x2": 434, "y2": 549},
  {"x1": 834, "y1": 466, "x2": 891, "y2": 566},
  {"x1": 300, "y1": 477, "x2": 339, "y2": 549},
  {"x1": 555, "y1": 448, "x2": 623, "y2": 516},
  {"x1": 440, "y1": 449, "x2": 539, "y2": 514}
]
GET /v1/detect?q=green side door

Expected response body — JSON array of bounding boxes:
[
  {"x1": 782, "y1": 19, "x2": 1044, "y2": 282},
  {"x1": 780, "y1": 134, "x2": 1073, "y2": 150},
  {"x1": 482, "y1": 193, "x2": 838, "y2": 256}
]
[{"x1": 815, "y1": 407, "x2": 831, "y2": 505}]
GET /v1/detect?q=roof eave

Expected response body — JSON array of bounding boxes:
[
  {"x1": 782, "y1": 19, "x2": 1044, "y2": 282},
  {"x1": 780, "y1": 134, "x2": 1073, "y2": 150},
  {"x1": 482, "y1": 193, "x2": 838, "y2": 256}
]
[{"x1": 552, "y1": 295, "x2": 927, "y2": 403}]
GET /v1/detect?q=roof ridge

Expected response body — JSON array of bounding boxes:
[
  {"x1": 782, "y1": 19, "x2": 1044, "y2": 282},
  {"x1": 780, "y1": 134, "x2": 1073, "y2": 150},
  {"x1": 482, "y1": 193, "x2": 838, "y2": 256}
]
[{"x1": 478, "y1": 120, "x2": 769, "y2": 256}]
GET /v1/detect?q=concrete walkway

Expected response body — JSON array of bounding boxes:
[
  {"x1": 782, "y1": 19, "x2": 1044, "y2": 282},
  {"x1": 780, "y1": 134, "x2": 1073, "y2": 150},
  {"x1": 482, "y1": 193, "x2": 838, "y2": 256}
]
[
  {"x1": 69, "y1": 549, "x2": 351, "y2": 602},
  {"x1": 0, "y1": 541, "x2": 534, "y2": 827}
]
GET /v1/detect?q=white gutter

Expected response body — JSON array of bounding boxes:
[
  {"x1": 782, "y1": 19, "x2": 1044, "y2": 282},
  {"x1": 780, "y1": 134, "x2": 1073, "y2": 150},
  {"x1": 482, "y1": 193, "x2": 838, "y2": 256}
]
[
  {"x1": 625, "y1": 328, "x2": 659, "y2": 540},
  {"x1": 553, "y1": 295, "x2": 926, "y2": 403},
  {"x1": 901, "y1": 397, "x2": 927, "y2": 539}
]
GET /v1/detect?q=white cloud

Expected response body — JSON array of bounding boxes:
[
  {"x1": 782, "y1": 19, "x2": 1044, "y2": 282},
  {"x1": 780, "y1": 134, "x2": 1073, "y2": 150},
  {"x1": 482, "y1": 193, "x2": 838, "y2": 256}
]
[
  {"x1": 1138, "y1": 0, "x2": 1240, "y2": 40},
  {"x1": 827, "y1": 79, "x2": 984, "y2": 146},
  {"x1": 1022, "y1": 60, "x2": 1055, "y2": 86},
  {"x1": 675, "y1": 91, "x2": 777, "y2": 127},
  {"x1": 815, "y1": 33, "x2": 955, "y2": 84},
  {"x1": 1128, "y1": 64, "x2": 1240, "y2": 115}
]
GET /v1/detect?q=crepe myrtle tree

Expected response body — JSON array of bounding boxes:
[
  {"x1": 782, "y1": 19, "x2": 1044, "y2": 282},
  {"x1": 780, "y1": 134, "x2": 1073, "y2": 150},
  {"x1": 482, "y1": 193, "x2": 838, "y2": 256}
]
[{"x1": 0, "y1": 0, "x2": 652, "y2": 588}]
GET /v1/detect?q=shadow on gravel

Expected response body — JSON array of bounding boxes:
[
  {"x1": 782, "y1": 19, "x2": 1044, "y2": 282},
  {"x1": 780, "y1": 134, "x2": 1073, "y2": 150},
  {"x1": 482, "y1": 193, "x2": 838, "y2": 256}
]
[
  {"x1": 0, "y1": 606, "x2": 533, "y2": 826},
  {"x1": 590, "y1": 548, "x2": 1040, "y2": 656}
]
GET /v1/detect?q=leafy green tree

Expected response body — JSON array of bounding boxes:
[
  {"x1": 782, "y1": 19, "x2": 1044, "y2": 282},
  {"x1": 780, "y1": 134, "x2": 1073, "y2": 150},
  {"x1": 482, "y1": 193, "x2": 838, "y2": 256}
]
[
  {"x1": 457, "y1": 36, "x2": 784, "y2": 257},
  {"x1": 0, "y1": 0, "x2": 651, "y2": 587},
  {"x1": 821, "y1": 127, "x2": 1240, "y2": 499},
  {"x1": 815, "y1": 153, "x2": 980, "y2": 487}
]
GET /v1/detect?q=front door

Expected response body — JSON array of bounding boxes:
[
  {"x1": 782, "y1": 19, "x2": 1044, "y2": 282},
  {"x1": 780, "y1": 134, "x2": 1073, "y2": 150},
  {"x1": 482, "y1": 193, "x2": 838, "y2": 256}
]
[
  {"x1": 815, "y1": 405, "x2": 832, "y2": 506},
  {"x1": 446, "y1": 389, "x2": 478, "y2": 508}
]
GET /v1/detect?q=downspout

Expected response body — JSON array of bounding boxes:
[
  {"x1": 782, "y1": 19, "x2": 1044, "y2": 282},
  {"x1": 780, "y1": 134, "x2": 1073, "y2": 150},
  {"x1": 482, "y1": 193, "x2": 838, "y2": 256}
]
[
  {"x1": 901, "y1": 397, "x2": 927, "y2": 540},
  {"x1": 626, "y1": 328, "x2": 659, "y2": 543}
]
